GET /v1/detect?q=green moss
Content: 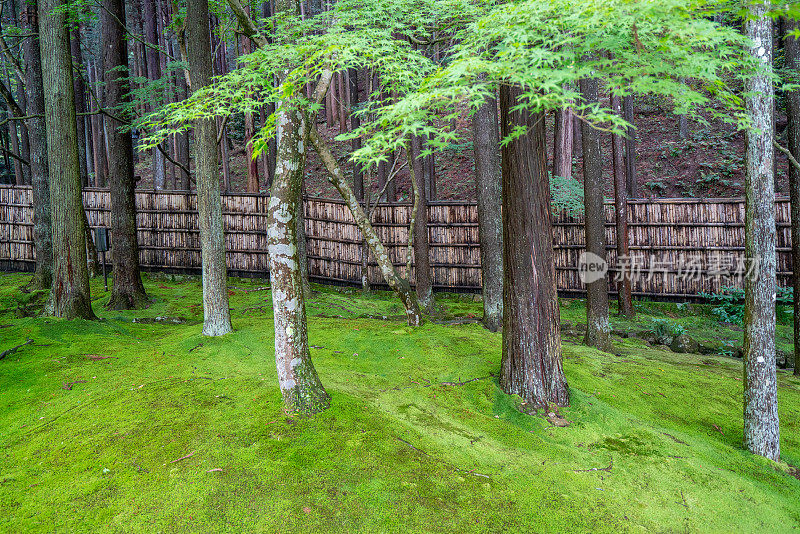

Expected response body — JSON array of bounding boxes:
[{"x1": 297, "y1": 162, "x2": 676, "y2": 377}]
[{"x1": 0, "y1": 273, "x2": 799, "y2": 532}]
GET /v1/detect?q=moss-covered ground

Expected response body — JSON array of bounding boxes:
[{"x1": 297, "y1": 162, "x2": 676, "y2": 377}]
[{"x1": 1, "y1": 272, "x2": 799, "y2": 532}]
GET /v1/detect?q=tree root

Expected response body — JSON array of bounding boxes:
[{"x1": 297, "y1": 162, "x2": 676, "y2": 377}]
[{"x1": 0, "y1": 339, "x2": 33, "y2": 361}]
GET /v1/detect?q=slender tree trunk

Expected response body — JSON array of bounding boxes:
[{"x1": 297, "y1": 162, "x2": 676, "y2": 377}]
[
  {"x1": 553, "y1": 107, "x2": 573, "y2": 179},
  {"x1": 242, "y1": 21, "x2": 260, "y2": 192},
  {"x1": 101, "y1": 0, "x2": 149, "y2": 309},
  {"x1": 410, "y1": 135, "x2": 434, "y2": 311},
  {"x1": 425, "y1": 133, "x2": 436, "y2": 201},
  {"x1": 186, "y1": 0, "x2": 232, "y2": 336},
  {"x1": 17, "y1": 83, "x2": 31, "y2": 185},
  {"x1": 786, "y1": 19, "x2": 800, "y2": 375},
  {"x1": 611, "y1": 94, "x2": 634, "y2": 317},
  {"x1": 499, "y1": 84, "x2": 568, "y2": 408},
  {"x1": 39, "y1": 0, "x2": 95, "y2": 319},
  {"x1": 89, "y1": 61, "x2": 109, "y2": 187},
  {"x1": 349, "y1": 68, "x2": 363, "y2": 199},
  {"x1": 623, "y1": 94, "x2": 637, "y2": 198},
  {"x1": 70, "y1": 27, "x2": 88, "y2": 185},
  {"x1": 743, "y1": 0, "x2": 779, "y2": 461},
  {"x1": 310, "y1": 127, "x2": 422, "y2": 325},
  {"x1": 579, "y1": 77, "x2": 612, "y2": 351},
  {"x1": 268, "y1": 73, "x2": 329, "y2": 415},
  {"x1": 143, "y1": 0, "x2": 166, "y2": 189},
  {"x1": 472, "y1": 90, "x2": 503, "y2": 332},
  {"x1": 23, "y1": 0, "x2": 52, "y2": 290},
  {"x1": 226, "y1": 0, "x2": 328, "y2": 412}
]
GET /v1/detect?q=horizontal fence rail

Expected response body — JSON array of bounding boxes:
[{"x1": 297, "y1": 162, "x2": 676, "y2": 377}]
[{"x1": 0, "y1": 185, "x2": 792, "y2": 297}]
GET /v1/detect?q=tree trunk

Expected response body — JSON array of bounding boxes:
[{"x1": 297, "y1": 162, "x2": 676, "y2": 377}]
[
  {"x1": 623, "y1": 94, "x2": 637, "y2": 198},
  {"x1": 410, "y1": 135, "x2": 434, "y2": 311},
  {"x1": 225, "y1": 0, "x2": 328, "y2": 412},
  {"x1": 743, "y1": 0, "x2": 780, "y2": 461},
  {"x1": 268, "y1": 83, "x2": 330, "y2": 415},
  {"x1": 499, "y1": 84, "x2": 568, "y2": 408},
  {"x1": 580, "y1": 77, "x2": 612, "y2": 351},
  {"x1": 38, "y1": 0, "x2": 95, "y2": 319},
  {"x1": 186, "y1": 0, "x2": 232, "y2": 336},
  {"x1": 310, "y1": 126, "x2": 422, "y2": 326},
  {"x1": 23, "y1": 0, "x2": 52, "y2": 290},
  {"x1": 143, "y1": 0, "x2": 166, "y2": 190},
  {"x1": 101, "y1": 0, "x2": 149, "y2": 310},
  {"x1": 89, "y1": 61, "x2": 109, "y2": 187},
  {"x1": 786, "y1": 19, "x2": 800, "y2": 375},
  {"x1": 472, "y1": 91, "x2": 503, "y2": 332},
  {"x1": 349, "y1": 68, "x2": 363, "y2": 200},
  {"x1": 553, "y1": 107, "x2": 573, "y2": 179},
  {"x1": 70, "y1": 27, "x2": 88, "y2": 185},
  {"x1": 611, "y1": 94, "x2": 634, "y2": 317},
  {"x1": 242, "y1": 24, "x2": 260, "y2": 192},
  {"x1": 425, "y1": 134, "x2": 436, "y2": 201}
]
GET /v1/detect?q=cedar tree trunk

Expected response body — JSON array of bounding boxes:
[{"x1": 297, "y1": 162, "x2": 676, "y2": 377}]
[
  {"x1": 472, "y1": 90, "x2": 503, "y2": 332},
  {"x1": 499, "y1": 84, "x2": 568, "y2": 408},
  {"x1": 102, "y1": 0, "x2": 149, "y2": 309},
  {"x1": 580, "y1": 77, "x2": 612, "y2": 351},
  {"x1": 186, "y1": 0, "x2": 233, "y2": 336},
  {"x1": 39, "y1": 0, "x2": 95, "y2": 319}
]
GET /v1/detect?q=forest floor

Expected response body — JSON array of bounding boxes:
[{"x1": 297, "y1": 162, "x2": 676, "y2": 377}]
[{"x1": 1, "y1": 273, "x2": 799, "y2": 532}]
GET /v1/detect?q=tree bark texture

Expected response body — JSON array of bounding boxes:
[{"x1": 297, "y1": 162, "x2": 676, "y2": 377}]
[
  {"x1": 580, "y1": 77, "x2": 612, "y2": 351},
  {"x1": 102, "y1": 0, "x2": 149, "y2": 310},
  {"x1": 553, "y1": 107, "x2": 573, "y2": 180},
  {"x1": 410, "y1": 134, "x2": 433, "y2": 311},
  {"x1": 39, "y1": 0, "x2": 95, "y2": 319},
  {"x1": 786, "y1": 19, "x2": 800, "y2": 375},
  {"x1": 143, "y1": 0, "x2": 166, "y2": 189},
  {"x1": 187, "y1": 0, "x2": 232, "y2": 336},
  {"x1": 623, "y1": 94, "x2": 637, "y2": 198},
  {"x1": 472, "y1": 92, "x2": 503, "y2": 332},
  {"x1": 499, "y1": 84, "x2": 568, "y2": 408},
  {"x1": 743, "y1": 1, "x2": 780, "y2": 462},
  {"x1": 611, "y1": 94, "x2": 634, "y2": 317},
  {"x1": 70, "y1": 27, "x2": 88, "y2": 185},
  {"x1": 23, "y1": 0, "x2": 52, "y2": 290},
  {"x1": 268, "y1": 101, "x2": 329, "y2": 414}
]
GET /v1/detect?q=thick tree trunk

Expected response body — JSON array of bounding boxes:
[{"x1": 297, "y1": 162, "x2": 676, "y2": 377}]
[
  {"x1": 553, "y1": 107, "x2": 573, "y2": 179},
  {"x1": 580, "y1": 77, "x2": 612, "y2": 351},
  {"x1": 499, "y1": 84, "x2": 568, "y2": 408},
  {"x1": 786, "y1": 19, "x2": 800, "y2": 375},
  {"x1": 472, "y1": 91, "x2": 503, "y2": 332},
  {"x1": 186, "y1": 0, "x2": 232, "y2": 336},
  {"x1": 38, "y1": 0, "x2": 95, "y2": 319},
  {"x1": 743, "y1": 0, "x2": 779, "y2": 461},
  {"x1": 101, "y1": 0, "x2": 149, "y2": 310},
  {"x1": 410, "y1": 135, "x2": 434, "y2": 311},
  {"x1": 611, "y1": 94, "x2": 634, "y2": 317},
  {"x1": 310, "y1": 126, "x2": 422, "y2": 326},
  {"x1": 22, "y1": 0, "x2": 52, "y2": 290}
]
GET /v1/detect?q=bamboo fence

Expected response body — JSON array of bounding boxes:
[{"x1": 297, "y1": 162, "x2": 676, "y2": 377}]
[{"x1": 0, "y1": 185, "x2": 791, "y2": 297}]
